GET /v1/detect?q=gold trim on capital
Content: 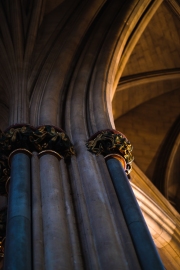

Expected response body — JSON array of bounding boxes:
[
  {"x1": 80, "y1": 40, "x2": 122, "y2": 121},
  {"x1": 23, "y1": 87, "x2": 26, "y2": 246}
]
[
  {"x1": 0, "y1": 124, "x2": 75, "y2": 195},
  {"x1": 105, "y1": 154, "x2": 132, "y2": 175},
  {"x1": 86, "y1": 129, "x2": 134, "y2": 175},
  {"x1": 0, "y1": 124, "x2": 75, "y2": 159},
  {"x1": 105, "y1": 154, "x2": 126, "y2": 169},
  {"x1": 38, "y1": 150, "x2": 63, "y2": 160},
  {"x1": 8, "y1": 149, "x2": 32, "y2": 167}
]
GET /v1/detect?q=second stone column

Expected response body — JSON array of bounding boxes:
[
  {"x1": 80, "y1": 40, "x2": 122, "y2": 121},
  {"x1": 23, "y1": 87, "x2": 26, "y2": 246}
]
[{"x1": 39, "y1": 151, "x2": 73, "y2": 270}]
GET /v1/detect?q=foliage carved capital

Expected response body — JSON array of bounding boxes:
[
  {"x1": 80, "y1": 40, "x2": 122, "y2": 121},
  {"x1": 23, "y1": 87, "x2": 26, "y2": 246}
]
[
  {"x1": 86, "y1": 129, "x2": 134, "y2": 174},
  {"x1": 0, "y1": 124, "x2": 75, "y2": 195},
  {"x1": 1, "y1": 124, "x2": 75, "y2": 158},
  {"x1": 0, "y1": 155, "x2": 9, "y2": 195}
]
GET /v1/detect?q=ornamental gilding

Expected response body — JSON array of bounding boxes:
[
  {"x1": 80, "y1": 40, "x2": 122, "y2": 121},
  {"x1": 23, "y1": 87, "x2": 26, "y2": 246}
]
[
  {"x1": 0, "y1": 125, "x2": 75, "y2": 159},
  {"x1": 86, "y1": 129, "x2": 134, "y2": 174},
  {"x1": 0, "y1": 125, "x2": 75, "y2": 195}
]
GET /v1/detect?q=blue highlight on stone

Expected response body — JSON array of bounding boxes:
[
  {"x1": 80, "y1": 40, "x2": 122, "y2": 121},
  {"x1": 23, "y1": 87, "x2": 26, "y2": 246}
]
[
  {"x1": 106, "y1": 158, "x2": 165, "y2": 270},
  {"x1": 4, "y1": 153, "x2": 32, "y2": 270}
]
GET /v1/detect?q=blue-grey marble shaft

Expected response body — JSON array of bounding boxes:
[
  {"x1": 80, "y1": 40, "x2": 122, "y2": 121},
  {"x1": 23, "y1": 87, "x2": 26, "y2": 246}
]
[
  {"x1": 4, "y1": 153, "x2": 31, "y2": 270},
  {"x1": 106, "y1": 158, "x2": 165, "y2": 270}
]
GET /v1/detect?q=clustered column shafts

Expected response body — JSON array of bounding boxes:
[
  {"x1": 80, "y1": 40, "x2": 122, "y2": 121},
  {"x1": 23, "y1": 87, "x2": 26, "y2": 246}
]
[
  {"x1": 0, "y1": 124, "x2": 75, "y2": 270},
  {"x1": 0, "y1": 124, "x2": 75, "y2": 197},
  {"x1": 86, "y1": 129, "x2": 165, "y2": 270},
  {"x1": 0, "y1": 125, "x2": 166, "y2": 269},
  {"x1": 4, "y1": 150, "x2": 32, "y2": 270}
]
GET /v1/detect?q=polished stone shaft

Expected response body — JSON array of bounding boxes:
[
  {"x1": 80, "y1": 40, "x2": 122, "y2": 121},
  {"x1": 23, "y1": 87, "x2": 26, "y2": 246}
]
[
  {"x1": 31, "y1": 152, "x2": 45, "y2": 270},
  {"x1": 106, "y1": 157, "x2": 165, "y2": 270},
  {"x1": 4, "y1": 153, "x2": 32, "y2": 270},
  {"x1": 40, "y1": 154, "x2": 72, "y2": 270}
]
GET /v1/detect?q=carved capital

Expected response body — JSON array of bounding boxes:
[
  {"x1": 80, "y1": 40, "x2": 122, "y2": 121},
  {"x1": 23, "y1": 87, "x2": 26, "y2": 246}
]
[
  {"x1": 0, "y1": 155, "x2": 9, "y2": 196},
  {"x1": 86, "y1": 129, "x2": 134, "y2": 174},
  {"x1": 1, "y1": 124, "x2": 75, "y2": 159},
  {"x1": 0, "y1": 125, "x2": 75, "y2": 195}
]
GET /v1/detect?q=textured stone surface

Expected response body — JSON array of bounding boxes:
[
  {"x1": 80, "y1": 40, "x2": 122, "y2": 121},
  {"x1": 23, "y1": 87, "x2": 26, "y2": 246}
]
[
  {"x1": 0, "y1": 1, "x2": 179, "y2": 269},
  {"x1": 122, "y1": 3, "x2": 180, "y2": 76},
  {"x1": 31, "y1": 152, "x2": 45, "y2": 270},
  {"x1": 4, "y1": 153, "x2": 31, "y2": 270},
  {"x1": 40, "y1": 154, "x2": 72, "y2": 270},
  {"x1": 115, "y1": 89, "x2": 180, "y2": 181}
]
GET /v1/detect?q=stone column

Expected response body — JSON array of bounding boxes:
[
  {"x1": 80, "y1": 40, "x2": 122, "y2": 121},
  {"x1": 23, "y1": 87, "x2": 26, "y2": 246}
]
[
  {"x1": 0, "y1": 145, "x2": 10, "y2": 266},
  {"x1": 106, "y1": 156, "x2": 164, "y2": 270},
  {"x1": 4, "y1": 149, "x2": 32, "y2": 270},
  {"x1": 30, "y1": 126, "x2": 76, "y2": 270},
  {"x1": 39, "y1": 151, "x2": 73, "y2": 270},
  {"x1": 0, "y1": 124, "x2": 76, "y2": 270},
  {"x1": 60, "y1": 159, "x2": 84, "y2": 270},
  {"x1": 87, "y1": 129, "x2": 165, "y2": 270},
  {"x1": 31, "y1": 152, "x2": 45, "y2": 270}
]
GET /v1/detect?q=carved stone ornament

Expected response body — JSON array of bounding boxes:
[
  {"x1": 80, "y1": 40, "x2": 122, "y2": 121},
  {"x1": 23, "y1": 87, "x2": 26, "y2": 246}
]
[
  {"x1": 0, "y1": 155, "x2": 9, "y2": 196},
  {"x1": 0, "y1": 124, "x2": 75, "y2": 195},
  {"x1": 86, "y1": 129, "x2": 134, "y2": 175}
]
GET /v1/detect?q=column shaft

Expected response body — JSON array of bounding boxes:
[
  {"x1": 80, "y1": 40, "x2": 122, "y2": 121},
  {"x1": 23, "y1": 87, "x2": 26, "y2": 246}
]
[
  {"x1": 106, "y1": 158, "x2": 165, "y2": 270},
  {"x1": 96, "y1": 155, "x2": 141, "y2": 269},
  {"x1": 31, "y1": 152, "x2": 45, "y2": 270},
  {"x1": 40, "y1": 154, "x2": 72, "y2": 270},
  {"x1": 60, "y1": 160, "x2": 84, "y2": 270},
  {"x1": 68, "y1": 156, "x2": 100, "y2": 270},
  {"x1": 70, "y1": 149, "x2": 129, "y2": 270},
  {"x1": 4, "y1": 153, "x2": 32, "y2": 270}
]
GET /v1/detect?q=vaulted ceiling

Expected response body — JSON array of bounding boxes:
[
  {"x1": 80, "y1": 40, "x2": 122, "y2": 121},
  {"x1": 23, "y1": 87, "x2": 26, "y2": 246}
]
[
  {"x1": 113, "y1": 1, "x2": 180, "y2": 212},
  {"x1": 0, "y1": 1, "x2": 179, "y2": 269},
  {"x1": 0, "y1": 0, "x2": 179, "y2": 212}
]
